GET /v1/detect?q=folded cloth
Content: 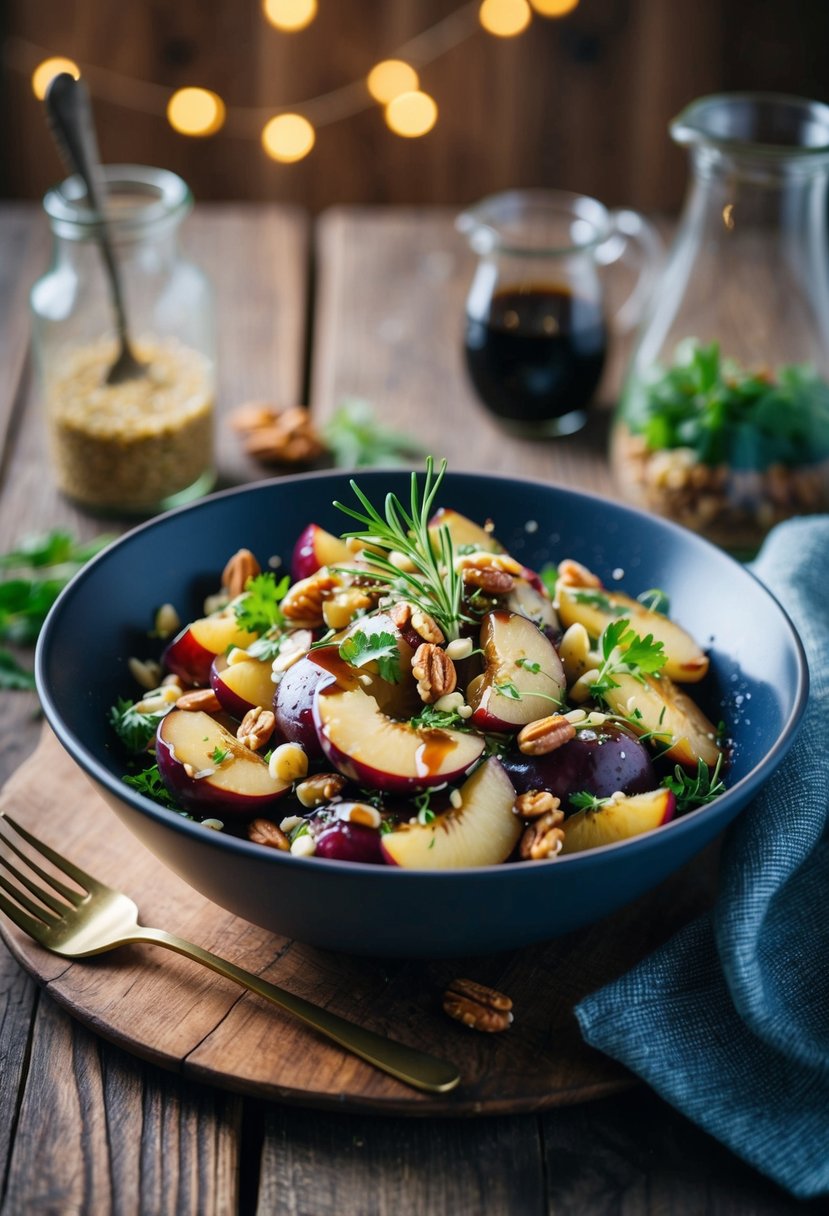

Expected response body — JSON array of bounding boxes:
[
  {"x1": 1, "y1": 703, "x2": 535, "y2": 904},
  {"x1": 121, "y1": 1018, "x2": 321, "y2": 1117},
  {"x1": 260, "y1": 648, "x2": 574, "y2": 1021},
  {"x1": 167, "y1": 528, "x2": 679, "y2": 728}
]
[{"x1": 575, "y1": 516, "x2": 829, "y2": 1200}]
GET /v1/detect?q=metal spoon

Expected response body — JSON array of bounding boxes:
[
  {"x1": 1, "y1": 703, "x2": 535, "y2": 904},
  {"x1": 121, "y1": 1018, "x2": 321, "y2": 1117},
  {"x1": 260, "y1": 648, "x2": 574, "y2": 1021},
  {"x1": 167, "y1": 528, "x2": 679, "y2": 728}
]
[{"x1": 44, "y1": 72, "x2": 146, "y2": 385}]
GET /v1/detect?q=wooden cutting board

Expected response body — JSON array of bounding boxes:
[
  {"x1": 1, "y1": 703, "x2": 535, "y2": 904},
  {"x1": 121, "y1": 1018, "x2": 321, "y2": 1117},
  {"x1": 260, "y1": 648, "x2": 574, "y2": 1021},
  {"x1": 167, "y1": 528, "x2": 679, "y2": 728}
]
[{"x1": 0, "y1": 727, "x2": 720, "y2": 1115}]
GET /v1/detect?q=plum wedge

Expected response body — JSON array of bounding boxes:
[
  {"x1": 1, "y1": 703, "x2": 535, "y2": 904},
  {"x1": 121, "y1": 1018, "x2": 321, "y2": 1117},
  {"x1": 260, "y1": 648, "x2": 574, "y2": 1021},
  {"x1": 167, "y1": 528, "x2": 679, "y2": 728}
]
[
  {"x1": 163, "y1": 612, "x2": 258, "y2": 687},
  {"x1": 602, "y1": 672, "x2": 721, "y2": 768},
  {"x1": 467, "y1": 611, "x2": 566, "y2": 732},
  {"x1": 560, "y1": 788, "x2": 676, "y2": 854},
  {"x1": 381, "y1": 758, "x2": 520, "y2": 868},
  {"x1": 156, "y1": 710, "x2": 291, "y2": 816}
]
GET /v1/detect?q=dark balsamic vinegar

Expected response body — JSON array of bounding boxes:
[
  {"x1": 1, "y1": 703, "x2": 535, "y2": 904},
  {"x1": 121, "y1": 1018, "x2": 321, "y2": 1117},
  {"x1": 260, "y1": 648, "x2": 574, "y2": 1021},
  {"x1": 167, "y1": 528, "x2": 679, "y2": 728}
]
[{"x1": 464, "y1": 284, "x2": 607, "y2": 428}]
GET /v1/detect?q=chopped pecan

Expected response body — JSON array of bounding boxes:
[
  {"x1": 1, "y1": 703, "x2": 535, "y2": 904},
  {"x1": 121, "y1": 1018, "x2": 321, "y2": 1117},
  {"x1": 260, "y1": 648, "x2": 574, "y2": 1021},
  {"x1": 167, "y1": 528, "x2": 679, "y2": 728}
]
[
  {"x1": 517, "y1": 713, "x2": 576, "y2": 756},
  {"x1": 222, "y1": 548, "x2": 261, "y2": 599},
  {"x1": 443, "y1": 978, "x2": 514, "y2": 1033},
  {"x1": 247, "y1": 818, "x2": 290, "y2": 851},
  {"x1": 410, "y1": 609, "x2": 445, "y2": 644},
  {"x1": 231, "y1": 403, "x2": 326, "y2": 465},
  {"x1": 237, "y1": 706, "x2": 275, "y2": 750},
  {"x1": 281, "y1": 570, "x2": 340, "y2": 625},
  {"x1": 388, "y1": 601, "x2": 413, "y2": 629},
  {"x1": 513, "y1": 790, "x2": 560, "y2": 819},
  {"x1": 462, "y1": 566, "x2": 515, "y2": 595},
  {"x1": 176, "y1": 688, "x2": 222, "y2": 712},
  {"x1": 412, "y1": 643, "x2": 457, "y2": 704},
  {"x1": 520, "y1": 807, "x2": 566, "y2": 860},
  {"x1": 295, "y1": 772, "x2": 347, "y2": 808},
  {"x1": 557, "y1": 559, "x2": 602, "y2": 589}
]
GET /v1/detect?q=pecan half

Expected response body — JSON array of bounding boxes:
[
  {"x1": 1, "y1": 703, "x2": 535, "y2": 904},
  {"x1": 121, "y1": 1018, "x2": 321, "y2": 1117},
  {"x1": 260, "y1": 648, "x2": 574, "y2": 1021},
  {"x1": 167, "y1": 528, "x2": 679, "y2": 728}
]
[
  {"x1": 247, "y1": 818, "x2": 290, "y2": 851},
  {"x1": 411, "y1": 643, "x2": 457, "y2": 704},
  {"x1": 410, "y1": 609, "x2": 445, "y2": 645},
  {"x1": 388, "y1": 601, "x2": 412, "y2": 629},
  {"x1": 517, "y1": 713, "x2": 576, "y2": 756},
  {"x1": 514, "y1": 790, "x2": 560, "y2": 819},
  {"x1": 295, "y1": 772, "x2": 347, "y2": 808},
  {"x1": 557, "y1": 558, "x2": 602, "y2": 589},
  {"x1": 237, "y1": 706, "x2": 275, "y2": 750},
  {"x1": 462, "y1": 566, "x2": 515, "y2": 595},
  {"x1": 222, "y1": 548, "x2": 261, "y2": 599},
  {"x1": 230, "y1": 403, "x2": 326, "y2": 465},
  {"x1": 443, "y1": 978, "x2": 513, "y2": 1033},
  {"x1": 176, "y1": 688, "x2": 222, "y2": 712},
  {"x1": 281, "y1": 570, "x2": 340, "y2": 625},
  {"x1": 520, "y1": 807, "x2": 566, "y2": 860}
]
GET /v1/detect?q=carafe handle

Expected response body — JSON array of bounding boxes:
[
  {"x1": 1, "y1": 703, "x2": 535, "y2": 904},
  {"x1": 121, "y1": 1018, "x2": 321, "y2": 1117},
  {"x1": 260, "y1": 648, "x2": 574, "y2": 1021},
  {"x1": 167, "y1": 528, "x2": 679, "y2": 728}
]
[{"x1": 598, "y1": 209, "x2": 663, "y2": 334}]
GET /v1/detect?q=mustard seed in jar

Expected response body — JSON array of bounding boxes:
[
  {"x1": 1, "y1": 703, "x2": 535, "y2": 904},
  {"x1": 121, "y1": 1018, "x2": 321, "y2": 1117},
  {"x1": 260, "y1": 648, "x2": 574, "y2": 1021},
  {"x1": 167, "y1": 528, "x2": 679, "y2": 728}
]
[{"x1": 46, "y1": 336, "x2": 215, "y2": 512}]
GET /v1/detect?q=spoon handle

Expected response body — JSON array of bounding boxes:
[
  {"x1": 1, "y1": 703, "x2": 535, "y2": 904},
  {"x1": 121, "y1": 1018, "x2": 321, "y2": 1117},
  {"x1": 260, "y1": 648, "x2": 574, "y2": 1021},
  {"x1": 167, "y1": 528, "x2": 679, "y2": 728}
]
[{"x1": 44, "y1": 73, "x2": 131, "y2": 349}]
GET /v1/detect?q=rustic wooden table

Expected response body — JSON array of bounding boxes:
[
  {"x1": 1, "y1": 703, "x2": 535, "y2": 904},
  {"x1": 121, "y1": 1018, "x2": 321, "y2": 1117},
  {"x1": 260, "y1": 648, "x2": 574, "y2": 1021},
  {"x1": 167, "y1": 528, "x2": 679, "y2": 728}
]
[{"x1": 0, "y1": 202, "x2": 822, "y2": 1215}]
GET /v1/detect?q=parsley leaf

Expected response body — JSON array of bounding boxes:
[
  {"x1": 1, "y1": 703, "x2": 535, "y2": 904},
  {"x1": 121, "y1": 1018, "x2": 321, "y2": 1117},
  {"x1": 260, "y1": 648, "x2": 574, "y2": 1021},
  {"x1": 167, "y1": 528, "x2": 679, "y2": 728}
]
[
  {"x1": 515, "y1": 657, "x2": 541, "y2": 674},
  {"x1": 662, "y1": 755, "x2": 725, "y2": 815},
  {"x1": 123, "y1": 763, "x2": 179, "y2": 809},
  {"x1": 233, "y1": 573, "x2": 290, "y2": 634},
  {"x1": 210, "y1": 745, "x2": 231, "y2": 765},
  {"x1": 590, "y1": 619, "x2": 667, "y2": 700},
  {"x1": 409, "y1": 704, "x2": 467, "y2": 731},
  {"x1": 109, "y1": 697, "x2": 170, "y2": 753},
  {"x1": 338, "y1": 629, "x2": 401, "y2": 683}
]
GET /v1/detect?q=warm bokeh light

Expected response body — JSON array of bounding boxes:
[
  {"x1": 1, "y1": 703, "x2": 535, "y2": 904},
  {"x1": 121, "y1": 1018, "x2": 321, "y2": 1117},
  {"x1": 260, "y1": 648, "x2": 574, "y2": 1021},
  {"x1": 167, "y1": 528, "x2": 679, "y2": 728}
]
[
  {"x1": 530, "y1": 0, "x2": 580, "y2": 15},
  {"x1": 367, "y1": 60, "x2": 419, "y2": 105},
  {"x1": 384, "y1": 90, "x2": 438, "y2": 138},
  {"x1": 478, "y1": 0, "x2": 532, "y2": 37},
  {"x1": 262, "y1": 0, "x2": 317, "y2": 32},
  {"x1": 166, "y1": 88, "x2": 226, "y2": 137},
  {"x1": 262, "y1": 113, "x2": 316, "y2": 162},
  {"x1": 31, "y1": 57, "x2": 81, "y2": 100}
]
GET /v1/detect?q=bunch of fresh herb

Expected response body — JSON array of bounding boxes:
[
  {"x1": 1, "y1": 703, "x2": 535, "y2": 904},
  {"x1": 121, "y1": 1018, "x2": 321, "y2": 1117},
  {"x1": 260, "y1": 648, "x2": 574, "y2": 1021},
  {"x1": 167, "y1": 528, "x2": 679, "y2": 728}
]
[
  {"x1": 333, "y1": 456, "x2": 466, "y2": 639},
  {"x1": 623, "y1": 339, "x2": 829, "y2": 468},
  {"x1": 0, "y1": 528, "x2": 114, "y2": 690},
  {"x1": 323, "y1": 398, "x2": 426, "y2": 468}
]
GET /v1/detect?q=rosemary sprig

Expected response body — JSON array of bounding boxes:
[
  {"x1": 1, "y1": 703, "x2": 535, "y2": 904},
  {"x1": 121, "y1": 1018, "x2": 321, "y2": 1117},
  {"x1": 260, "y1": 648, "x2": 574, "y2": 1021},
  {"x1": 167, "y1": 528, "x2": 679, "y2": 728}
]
[{"x1": 332, "y1": 456, "x2": 466, "y2": 639}]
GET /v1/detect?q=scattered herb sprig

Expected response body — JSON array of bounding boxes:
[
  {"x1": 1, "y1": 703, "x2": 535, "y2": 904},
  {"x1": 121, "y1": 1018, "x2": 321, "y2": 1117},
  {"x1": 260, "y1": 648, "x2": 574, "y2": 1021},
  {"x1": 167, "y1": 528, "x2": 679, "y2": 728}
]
[
  {"x1": 333, "y1": 456, "x2": 466, "y2": 639},
  {"x1": 323, "y1": 398, "x2": 427, "y2": 468},
  {"x1": 590, "y1": 618, "x2": 667, "y2": 701},
  {"x1": 109, "y1": 696, "x2": 171, "y2": 753},
  {"x1": 123, "y1": 762, "x2": 180, "y2": 809},
  {"x1": 662, "y1": 754, "x2": 725, "y2": 814},
  {"x1": 233, "y1": 572, "x2": 290, "y2": 634},
  {"x1": 339, "y1": 628, "x2": 401, "y2": 684}
]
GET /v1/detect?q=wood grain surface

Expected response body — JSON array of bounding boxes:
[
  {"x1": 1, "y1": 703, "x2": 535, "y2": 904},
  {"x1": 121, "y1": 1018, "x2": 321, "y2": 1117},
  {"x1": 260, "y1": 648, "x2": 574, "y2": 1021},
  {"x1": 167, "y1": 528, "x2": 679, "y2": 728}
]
[{"x1": 0, "y1": 203, "x2": 821, "y2": 1214}]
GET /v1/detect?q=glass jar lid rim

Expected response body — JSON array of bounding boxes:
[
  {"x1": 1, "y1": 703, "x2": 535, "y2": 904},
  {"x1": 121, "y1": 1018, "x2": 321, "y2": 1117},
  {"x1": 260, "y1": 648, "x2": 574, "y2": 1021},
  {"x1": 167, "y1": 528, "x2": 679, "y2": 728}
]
[
  {"x1": 671, "y1": 91, "x2": 829, "y2": 160},
  {"x1": 43, "y1": 164, "x2": 192, "y2": 230}
]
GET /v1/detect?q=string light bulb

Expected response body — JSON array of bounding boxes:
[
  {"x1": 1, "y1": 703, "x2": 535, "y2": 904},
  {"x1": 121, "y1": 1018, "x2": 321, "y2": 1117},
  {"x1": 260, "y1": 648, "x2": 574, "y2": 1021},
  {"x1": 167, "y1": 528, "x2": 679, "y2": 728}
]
[
  {"x1": 384, "y1": 90, "x2": 438, "y2": 138},
  {"x1": 530, "y1": 0, "x2": 579, "y2": 15},
  {"x1": 262, "y1": 0, "x2": 318, "y2": 32},
  {"x1": 31, "y1": 57, "x2": 80, "y2": 100},
  {"x1": 479, "y1": 0, "x2": 532, "y2": 37},
  {"x1": 167, "y1": 87, "x2": 226, "y2": 137},
  {"x1": 367, "y1": 60, "x2": 419, "y2": 105},
  {"x1": 262, "y1": 113, "x2": 316, "y2": 162}
]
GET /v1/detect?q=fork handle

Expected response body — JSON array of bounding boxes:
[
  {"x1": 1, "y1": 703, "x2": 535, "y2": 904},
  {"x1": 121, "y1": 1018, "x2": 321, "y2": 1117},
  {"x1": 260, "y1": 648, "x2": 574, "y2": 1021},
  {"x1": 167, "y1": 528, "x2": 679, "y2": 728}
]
[{"x1": 134, "y1": 927, "x2": 460, "y2": 1094}]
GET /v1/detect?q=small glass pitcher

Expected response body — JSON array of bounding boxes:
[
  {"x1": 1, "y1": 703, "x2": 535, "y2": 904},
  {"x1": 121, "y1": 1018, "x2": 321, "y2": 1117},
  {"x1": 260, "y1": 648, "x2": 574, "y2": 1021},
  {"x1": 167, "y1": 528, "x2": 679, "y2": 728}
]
[
  {"x1": 457, "y1": 189, "x2": 662, "y2": 437},
  {"x1": 30, "y1": 164, "x2": 216, "y2": 515},
  {"x1": 612, "y1": 93, "x2": 829, "y2": 554}
]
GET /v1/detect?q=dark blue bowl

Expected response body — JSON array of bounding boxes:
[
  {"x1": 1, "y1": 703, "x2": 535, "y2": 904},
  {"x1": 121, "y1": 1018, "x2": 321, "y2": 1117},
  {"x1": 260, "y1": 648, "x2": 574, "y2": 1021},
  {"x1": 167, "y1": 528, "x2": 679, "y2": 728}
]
[{"x1": 35, "y1": 470, "x2": 808, "y2": 957}]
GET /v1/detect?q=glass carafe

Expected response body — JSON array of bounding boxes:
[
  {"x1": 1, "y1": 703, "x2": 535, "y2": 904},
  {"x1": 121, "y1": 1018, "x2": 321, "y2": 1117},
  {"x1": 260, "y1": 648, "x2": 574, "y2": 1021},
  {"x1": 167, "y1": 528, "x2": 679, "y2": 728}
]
[{"x1": 612, "y1": 93, "x2": 829, "y2": 555}]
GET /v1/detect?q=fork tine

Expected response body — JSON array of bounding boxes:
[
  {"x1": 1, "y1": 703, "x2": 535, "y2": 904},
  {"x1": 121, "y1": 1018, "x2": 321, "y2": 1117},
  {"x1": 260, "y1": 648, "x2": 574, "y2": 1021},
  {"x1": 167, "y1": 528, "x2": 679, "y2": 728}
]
[
  {"x1": 0, "y1": 821, "x2": 84, "y2": 907},
  {"x1": 1, "y1": 814, "x2": 99, "y2": 893},
  {"x1": 0, "y1": 870, "x2": 60, "y2": 926},
  {"x1": 0, "y1": 885, "x2": 50, "y2": 939},
  {"x1": 0, "y1": 845, "x2": 73, "y2": 916}
]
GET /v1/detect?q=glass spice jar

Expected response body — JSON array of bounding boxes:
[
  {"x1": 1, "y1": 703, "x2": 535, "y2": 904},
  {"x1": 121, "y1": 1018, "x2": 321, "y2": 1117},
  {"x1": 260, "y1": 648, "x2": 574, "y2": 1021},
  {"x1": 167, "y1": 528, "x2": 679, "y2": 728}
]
[
  {"x1": 30, "y1": 164, "x2": 216, "y2": 514},
  {"x1": 612, "y1": 93, "x2": 829, "y2": 556}
]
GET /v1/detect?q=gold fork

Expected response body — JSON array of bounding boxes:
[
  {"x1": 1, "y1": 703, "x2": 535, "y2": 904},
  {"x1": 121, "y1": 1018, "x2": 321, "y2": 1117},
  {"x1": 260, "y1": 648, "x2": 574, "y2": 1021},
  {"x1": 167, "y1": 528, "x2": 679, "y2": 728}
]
[{"x1": 0, "y1": 814, "x2": 459, "y2": 1094}]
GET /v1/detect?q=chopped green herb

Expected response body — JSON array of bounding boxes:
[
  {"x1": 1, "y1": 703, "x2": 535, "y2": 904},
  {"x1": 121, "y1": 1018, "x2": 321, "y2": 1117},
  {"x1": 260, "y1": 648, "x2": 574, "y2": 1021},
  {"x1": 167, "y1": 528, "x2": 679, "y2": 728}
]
[
  {"x1": 122, "y1": 763, "x2": 179, "y2": 809},
  {"x1": 233, "y1": 573, "x2": 290, "y2": 634},
  {"x1": 338, "y1": 629, "x2": 401, "y2": 683},
  {"x1": 569, "y1": 589, "x2": 626, "y2": 617},
  {"x1": 515, "y1": 657, "x2": 541, "y2": 674},
  {"x1": 662, "y1": 754, "x2": 725, "y2": 814},
  {"x1": 409, "y1": 704, "x2": 467, "y2": 732},
  {"x1": 590, "y1": 618, "x2": 667, "y2": 701},
  {"x1": 569, "y1": 790, "x2": 609, "y2": 812},
  {"x1": 109, "y1": 697, "x2": 170, "y2": 753},
  {"x1": 210, "y1": 745, "x2": 231, "y2": 765},
  {"x1": 494, "y1": 680, "x2": 522, "y2": 700},
  {"x1": 418, "y1": 806, "x2": 436, "y2": 825},
  {"x1": 379, "y1": 819, "x2": 394, "y2": 836},
  {"x1": 637, "y1": 588, "x2": 671, "y2": 615},
  {"x1": 245, "y1": 630, "x2": 287, "y2": 662}
]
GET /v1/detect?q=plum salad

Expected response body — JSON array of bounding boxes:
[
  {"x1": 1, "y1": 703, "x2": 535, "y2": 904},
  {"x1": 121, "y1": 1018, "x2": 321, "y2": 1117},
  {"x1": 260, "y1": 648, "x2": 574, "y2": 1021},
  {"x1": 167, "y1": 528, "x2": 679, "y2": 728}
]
[{"x1": 110, "y1": 459, "x2": 726, "y2": 868}]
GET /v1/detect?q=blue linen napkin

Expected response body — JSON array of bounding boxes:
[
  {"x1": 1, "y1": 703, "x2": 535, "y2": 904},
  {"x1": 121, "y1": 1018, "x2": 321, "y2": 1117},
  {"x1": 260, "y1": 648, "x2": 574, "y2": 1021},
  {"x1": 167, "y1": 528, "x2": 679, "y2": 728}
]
[{"x1": 575, "y1": 516, "x2": 829, "y2": 1200}]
